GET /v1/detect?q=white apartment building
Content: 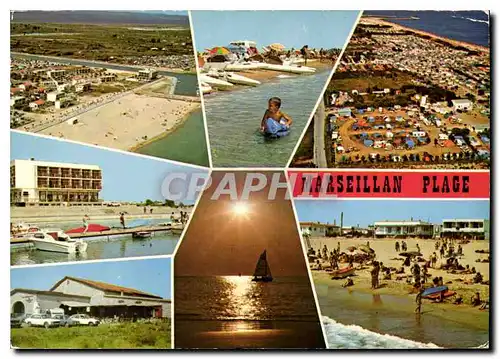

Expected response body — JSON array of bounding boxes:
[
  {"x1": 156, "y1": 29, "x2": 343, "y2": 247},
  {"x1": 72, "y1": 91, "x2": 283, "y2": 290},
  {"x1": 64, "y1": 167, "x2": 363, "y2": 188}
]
[
  {"x1": 10, "y1": 159, "x2": 102, "y2": 206},
  {"x1": 441, "y1": 219, "x2": 489, "y2": 240},
  {"x1": 374, "y1": 220, "x2": 434, "y2": 238}
]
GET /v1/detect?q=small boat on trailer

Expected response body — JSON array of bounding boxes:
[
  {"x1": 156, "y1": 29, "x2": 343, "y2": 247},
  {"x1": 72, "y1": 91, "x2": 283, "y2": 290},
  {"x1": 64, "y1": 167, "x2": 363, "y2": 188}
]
[
  {"x1": 331, "y1": 266, "x2": 355, "y2": 280},
  {"x1": 132, "y1": 231, "x2": 152, "y2": 239},
  {"x1": 252, "y1": 250, "x2": 273, "y2": 282}
]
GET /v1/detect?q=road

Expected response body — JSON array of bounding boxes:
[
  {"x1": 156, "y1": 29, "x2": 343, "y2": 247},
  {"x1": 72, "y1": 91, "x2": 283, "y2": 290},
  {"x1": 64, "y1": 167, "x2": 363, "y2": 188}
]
[
  {"x1": 313, "y1": 99, "x2": 328, "y2": 168},
  {"x1": 11, "y1": 52, "x2": 187, "y2": 77}
]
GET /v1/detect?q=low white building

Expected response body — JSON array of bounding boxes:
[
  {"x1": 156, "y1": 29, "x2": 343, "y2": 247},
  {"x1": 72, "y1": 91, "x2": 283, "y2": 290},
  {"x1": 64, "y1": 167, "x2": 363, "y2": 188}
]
[
  {"x1": 374, "y1": 220, "x2": 434, "y2": 238},
  {"x1": 441, "y1": 219, "x2": 489, "y2": 240},
  {"x1": 300, "y1": 222, "x2": 340, "y2": 237},
  {"x1": 452, "y1": 99, "x2": 472, "y2": 112},
  {"x1": 47, "y1": 91, "x2": 62, "y2": 103},
  {"x1": 11, "y1": 276, "x2": 171, "y2": 318}
]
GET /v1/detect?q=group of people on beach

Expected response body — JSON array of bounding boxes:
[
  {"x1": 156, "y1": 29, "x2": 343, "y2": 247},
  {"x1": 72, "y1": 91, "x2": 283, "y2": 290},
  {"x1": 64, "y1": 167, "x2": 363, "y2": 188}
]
[
  {"x1": 308, "y1": 237, "x2": 489, "y2": 315},
  {"x1": 170, "y1": 211, "x2": 189, "y2": 226}
]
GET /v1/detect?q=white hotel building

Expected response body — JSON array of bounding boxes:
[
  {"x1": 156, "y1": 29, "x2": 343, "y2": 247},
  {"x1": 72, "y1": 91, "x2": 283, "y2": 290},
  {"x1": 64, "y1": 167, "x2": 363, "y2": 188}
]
[
  {"x1": 441, "y1": 219, "x2": 490, "y2": 240},
  {"x1": 374, "y1": 220, "x2": 434, "y2": 239},
  {"x1": 10, "y1": 159, "x2": 102, "y2": 206}
]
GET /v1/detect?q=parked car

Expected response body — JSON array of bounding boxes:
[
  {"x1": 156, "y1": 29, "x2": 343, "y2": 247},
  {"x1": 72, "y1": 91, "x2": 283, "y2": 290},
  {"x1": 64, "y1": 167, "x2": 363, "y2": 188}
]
[
  {"x1": 52, "y1": 314, "x2": 75, "y2": 327},
  {"x1": 69, "y1": 314, "x2": 100, "y2": 326},
  {"x1": 24, "y1": 314, "x2": 61, "y2": 328},
  {"x1": 10, "y1": 313, "x2": 27, "y2": 328}
]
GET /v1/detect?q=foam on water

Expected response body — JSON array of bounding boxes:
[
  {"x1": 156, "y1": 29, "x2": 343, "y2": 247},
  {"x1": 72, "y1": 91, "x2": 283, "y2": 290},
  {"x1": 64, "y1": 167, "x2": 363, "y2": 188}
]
[{"x1": 322, "y1": 316, "x2": 441, "y2": 349}]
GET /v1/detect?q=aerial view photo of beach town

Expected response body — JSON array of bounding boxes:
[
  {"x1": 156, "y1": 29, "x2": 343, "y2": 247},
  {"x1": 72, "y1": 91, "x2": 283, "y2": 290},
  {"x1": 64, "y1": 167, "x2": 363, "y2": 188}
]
[
  {"x1": 291, "y1": 11, "x2": 490, "y2": 169},
  {"x1": 298, "y1": 199, "x2": 490, "y2": 349},
  {"x1": 10, "y1": 132, "x2": 207, "y2": 266},
  {"x1": 10, "y1": 10, "x2": 209, "y2": 167},
  {"x1": 192, "y1": 11, "x2": 360, "y2": 167}
]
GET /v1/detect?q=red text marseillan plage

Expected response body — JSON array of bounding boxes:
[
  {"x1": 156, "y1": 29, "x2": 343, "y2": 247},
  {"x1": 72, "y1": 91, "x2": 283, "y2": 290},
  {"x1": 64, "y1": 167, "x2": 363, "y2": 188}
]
[{"x1": 287, "y1": 171, "x2": 490, "y2": 199}]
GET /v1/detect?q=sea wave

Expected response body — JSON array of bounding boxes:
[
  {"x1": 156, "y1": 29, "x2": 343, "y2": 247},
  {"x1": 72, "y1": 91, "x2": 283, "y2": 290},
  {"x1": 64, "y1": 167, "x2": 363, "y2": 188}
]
[
  {"x1": 451, "y1": 15, "x2": 489, "y2": 25},
  {"x1": 322, "y1": 316, "x2": 441, "y2": 349}
]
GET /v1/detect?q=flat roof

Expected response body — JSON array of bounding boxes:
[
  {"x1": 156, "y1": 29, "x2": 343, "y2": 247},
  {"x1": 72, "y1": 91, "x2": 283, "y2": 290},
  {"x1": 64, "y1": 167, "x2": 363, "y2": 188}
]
[
  {"x1": 442, "y1": 219, "x2": 487, "y2": 222},
  {"x1": 11, "y1": 159, "x2": 100, "y2": 171},
  {"x1": 374, "y1": 220, "x2": 432, "y2": 226}
]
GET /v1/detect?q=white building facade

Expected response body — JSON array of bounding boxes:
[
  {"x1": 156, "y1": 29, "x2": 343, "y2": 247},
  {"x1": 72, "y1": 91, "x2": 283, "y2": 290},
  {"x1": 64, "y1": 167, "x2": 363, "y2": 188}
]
[
  {"x1": 441, "y1": 219, "x2": 489, "y2": 240},
  {"x1": 10, "y1": 159, "x2": 102, "y2": 206},
  {"x1": 11, "y1": 276, "x2": 171, "y2": 319},
  {"x1": 374, "y1": 220, "x2": 435, "y2": 238}
]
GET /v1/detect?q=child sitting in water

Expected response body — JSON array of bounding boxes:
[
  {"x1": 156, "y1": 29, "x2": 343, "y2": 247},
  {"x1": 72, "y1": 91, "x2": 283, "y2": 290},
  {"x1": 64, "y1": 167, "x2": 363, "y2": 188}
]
[{"x1": 260, "y1": 97, "x2": 293, "y2": 134}]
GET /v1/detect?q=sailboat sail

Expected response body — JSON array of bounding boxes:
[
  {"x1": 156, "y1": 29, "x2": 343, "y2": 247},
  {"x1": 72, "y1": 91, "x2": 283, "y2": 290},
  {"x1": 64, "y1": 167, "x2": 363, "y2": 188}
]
[{"x1": 253, "y1": 250, "x2": 272, "y2": 279}]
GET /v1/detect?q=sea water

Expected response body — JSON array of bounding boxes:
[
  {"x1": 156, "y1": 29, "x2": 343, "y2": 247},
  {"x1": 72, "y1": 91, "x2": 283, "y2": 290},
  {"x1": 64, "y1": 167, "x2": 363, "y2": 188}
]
[
  {"x1": 136, "y1": 109, "x2": 209, "y2": 167},
  {"x1": 205, "y1": 70, "x2": 331, "y2": 167},
  {"x1": 364, "y1": 11, "x2": 489, "y2": 47},
  {"x1": 10, "y1": 218, "x2": 179, "y2": 266}
]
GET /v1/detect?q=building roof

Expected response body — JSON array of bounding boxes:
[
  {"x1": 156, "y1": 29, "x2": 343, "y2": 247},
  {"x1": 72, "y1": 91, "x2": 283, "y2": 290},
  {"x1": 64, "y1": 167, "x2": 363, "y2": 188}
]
[
  {"x1": 50, "y1": 276, "x2": 163, "y2": 299},
  {"x1": 11, "y1": 159, "x2": 100, "y2": 171},
  {"x1": 300, "y1": 221, "x2": 339, "y2": 228},
  {"x1": 374, "y1": 220, "x2": 432, "y2": 226},
  {"x1": 442, "y1": 219, "x2": 486, "y2": 222},
  {"x1": 451, "y1": 99, "x2": 472, "y2": 105},
  {"x1": 11, "y1": 288, "x2": 90, "y2": 300}
]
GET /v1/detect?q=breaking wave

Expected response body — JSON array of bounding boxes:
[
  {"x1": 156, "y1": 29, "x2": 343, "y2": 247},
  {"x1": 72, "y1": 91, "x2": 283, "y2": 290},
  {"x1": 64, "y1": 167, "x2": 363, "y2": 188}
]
[
  {"x1": 322, "y1": 316, "x2": 441, "y2": 349},
  {"x1": 451, "y1": 15, "x2": 489, "y2": 25}
]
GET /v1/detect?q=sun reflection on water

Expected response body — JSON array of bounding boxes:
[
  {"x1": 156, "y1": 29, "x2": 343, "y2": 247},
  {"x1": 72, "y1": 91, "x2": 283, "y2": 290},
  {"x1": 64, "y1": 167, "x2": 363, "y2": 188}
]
[{"x1": 220, "y1": 275, "x2": 265, "y2": 322}]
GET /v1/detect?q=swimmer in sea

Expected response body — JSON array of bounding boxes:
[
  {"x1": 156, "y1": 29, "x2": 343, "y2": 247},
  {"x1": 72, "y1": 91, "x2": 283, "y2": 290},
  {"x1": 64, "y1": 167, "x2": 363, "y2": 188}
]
[{"x1": 260, "y1": 97, "x2": 293, "y2": 133}]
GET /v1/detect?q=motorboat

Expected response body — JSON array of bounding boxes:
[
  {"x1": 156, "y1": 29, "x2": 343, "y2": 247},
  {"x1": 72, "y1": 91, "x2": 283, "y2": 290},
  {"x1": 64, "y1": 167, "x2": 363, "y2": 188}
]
[
  {"x1": 225, "y1": 61, "x2": 264, "y2": 71},
  {"x1": 262, "y1": 62, "x2": 316, "y2": 74},
  {"x1": 206, "y1": 69, "x2": 260, "y2": 86},
  {"x1": 200, "y1": 82, "x2": 213, "y2": 94},
  {"x1": 199, "y1": 74, "x2": 233, "y2": 90},
  {"x1": 27, "y1": 231, "x2": 88, "y2": 254},
  {"x1": 41, "y1": 228, "x2": 75, "y2": 242},
  {"x1": 132, "y1": 231, "x2": 152, "y2": 239}
]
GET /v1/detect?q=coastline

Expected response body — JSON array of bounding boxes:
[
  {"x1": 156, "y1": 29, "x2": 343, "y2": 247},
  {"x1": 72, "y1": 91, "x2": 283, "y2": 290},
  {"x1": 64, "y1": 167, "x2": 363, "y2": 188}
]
[
  {"x1": 309, "y1": 236, "x2": 489, "y2": 348},
  {"x1": 129, "y1": 104, "x2": 200, "y2": 152},
  {"x1": 363, "y1": 17, "x2": 490, "y2": 53}
]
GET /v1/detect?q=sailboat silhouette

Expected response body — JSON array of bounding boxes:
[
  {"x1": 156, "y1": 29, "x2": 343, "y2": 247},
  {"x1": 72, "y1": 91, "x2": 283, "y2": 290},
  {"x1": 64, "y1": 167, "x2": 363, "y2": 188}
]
[{"x1": 252, "y1": 250, "x2": 273, "y2": 282}]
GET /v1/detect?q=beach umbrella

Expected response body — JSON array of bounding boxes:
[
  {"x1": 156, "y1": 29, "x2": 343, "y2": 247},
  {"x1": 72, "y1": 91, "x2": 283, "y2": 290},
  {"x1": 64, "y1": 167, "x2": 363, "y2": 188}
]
[
  {"x1": 207, "y1": 46, "x2": 231, "y2": 55},
  {"x1": 268, "y1": 43, "x2": 286, "y2": 51},
  {"x1": 359, "y1": 245, "x2": 374, "y2": 254}
]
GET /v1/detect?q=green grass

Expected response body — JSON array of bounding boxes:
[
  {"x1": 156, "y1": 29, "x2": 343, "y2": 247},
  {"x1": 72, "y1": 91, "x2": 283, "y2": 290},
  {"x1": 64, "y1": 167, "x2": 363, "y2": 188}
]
[
  {"x1": 11, "y1": 321, "x2": 171, "y2": 349},
  {"x1": 10, "y1": 23, "x2": 193, "y2": 60}
]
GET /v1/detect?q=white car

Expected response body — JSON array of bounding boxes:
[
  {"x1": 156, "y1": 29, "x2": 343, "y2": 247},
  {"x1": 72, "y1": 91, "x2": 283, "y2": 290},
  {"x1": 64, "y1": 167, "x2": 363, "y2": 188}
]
[
  {"x1": 24, "y1": 314, "x2": 61, "y2": 328},
  {"x1": 69, "y1": 314, "x2": 100, "y2": 326}
]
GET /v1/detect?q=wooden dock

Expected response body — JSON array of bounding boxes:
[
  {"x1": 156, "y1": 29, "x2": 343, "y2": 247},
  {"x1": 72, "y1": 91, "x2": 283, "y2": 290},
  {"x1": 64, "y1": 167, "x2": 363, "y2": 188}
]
[{"x1": 11, "y1": 225, "x2": 184, "y2": 244}]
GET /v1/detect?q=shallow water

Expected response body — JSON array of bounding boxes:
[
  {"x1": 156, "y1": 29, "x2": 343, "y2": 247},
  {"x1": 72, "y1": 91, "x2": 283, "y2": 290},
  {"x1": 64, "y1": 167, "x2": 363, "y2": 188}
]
[
  {"x1": 317, "y1": 284, "x2": 489, "y2": 349},
  {"x1": 136, "y1": 109, "x2": 209, "y2": 167},
  {"x1": 205, "y1": 70, "x2": 331, "y2": 167}
]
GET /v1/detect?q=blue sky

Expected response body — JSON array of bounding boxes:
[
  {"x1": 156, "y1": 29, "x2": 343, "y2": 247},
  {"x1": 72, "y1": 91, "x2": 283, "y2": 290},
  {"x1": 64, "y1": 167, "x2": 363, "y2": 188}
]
[
  {"x1": 11, "y1": 258, "x2": 172, "y2": 299},
  {"x1": 10, "y1": 132, "x2": 208, "y2": 203},
  {"x1": 295, "y1": 200, "x2": 490, "y2": 227},
  {"x1": 191, "y1": 10, "x2": 360, "y2": 50}
]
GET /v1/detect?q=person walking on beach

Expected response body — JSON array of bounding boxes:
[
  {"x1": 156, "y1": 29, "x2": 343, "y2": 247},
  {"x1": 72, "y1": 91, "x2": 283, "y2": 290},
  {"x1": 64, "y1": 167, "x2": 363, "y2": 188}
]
[
  {"x1": 83, "y1": 215, "x2": 90, "y2": 233},
  {"x1": 150, "y1": 208, "x2": 153, "y2": 214},
  {"x1": 435, "y1": 240, "x2": 440, "y2": 251},
  {"x1": 300, "y1": 45, "x2": 309, "y2": 65},
  {"x1": 431, "y1": 252, "x2": 437, "y2": 268},
  {"x1": 439, "y1": 245, "x2": 445, "y2": 258},
  {"x1": 416, "y1": 243, "x2": 421, "y2": 253},
  {"x1": 395, "y1": 241, "x2": 400, "y2": 252},
  {"x1": 143, "y1": 206, "x2": 147, "y2": 214},
  {"x1": 415, "y1": 287, "x2": 424, "y2": 315},
  {"x1": 422, "y1": 266, "x2": 428, "y2": 283},
  {"x1": 412, "y1": 263, "x2": 421, "y2": 285},
  {"x1": 370, "y1": 261, "x2": 380, "y2": 289},
  {"x1": 120, "y1": 213, "x2": 125, "y2": 229}
]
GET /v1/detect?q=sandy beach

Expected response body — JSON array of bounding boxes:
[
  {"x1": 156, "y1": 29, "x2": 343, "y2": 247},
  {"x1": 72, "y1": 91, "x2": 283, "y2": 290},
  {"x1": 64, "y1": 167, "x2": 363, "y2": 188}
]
[
  {"x1": 364, "y1": 17, "x2": 489, "y2": 53},
  {"x1": 308, "y1": 236, "x2": 489, "y2": 348},
  {"x1": 39, "y1": 94, "x2": 200, "y2": 150}
]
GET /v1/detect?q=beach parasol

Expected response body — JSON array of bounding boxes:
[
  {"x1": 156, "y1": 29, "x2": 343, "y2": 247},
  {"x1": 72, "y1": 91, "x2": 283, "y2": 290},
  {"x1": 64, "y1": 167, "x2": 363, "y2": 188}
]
[
  {"x1": 207, "y1": 46, "x2": 231, "y2": 55},
  {"x1": 268, "y1": 43, "x2": 286, "y2": 51},
  {"x1": 359, "y1": 245, "x2": 374, "y2": 254}
]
